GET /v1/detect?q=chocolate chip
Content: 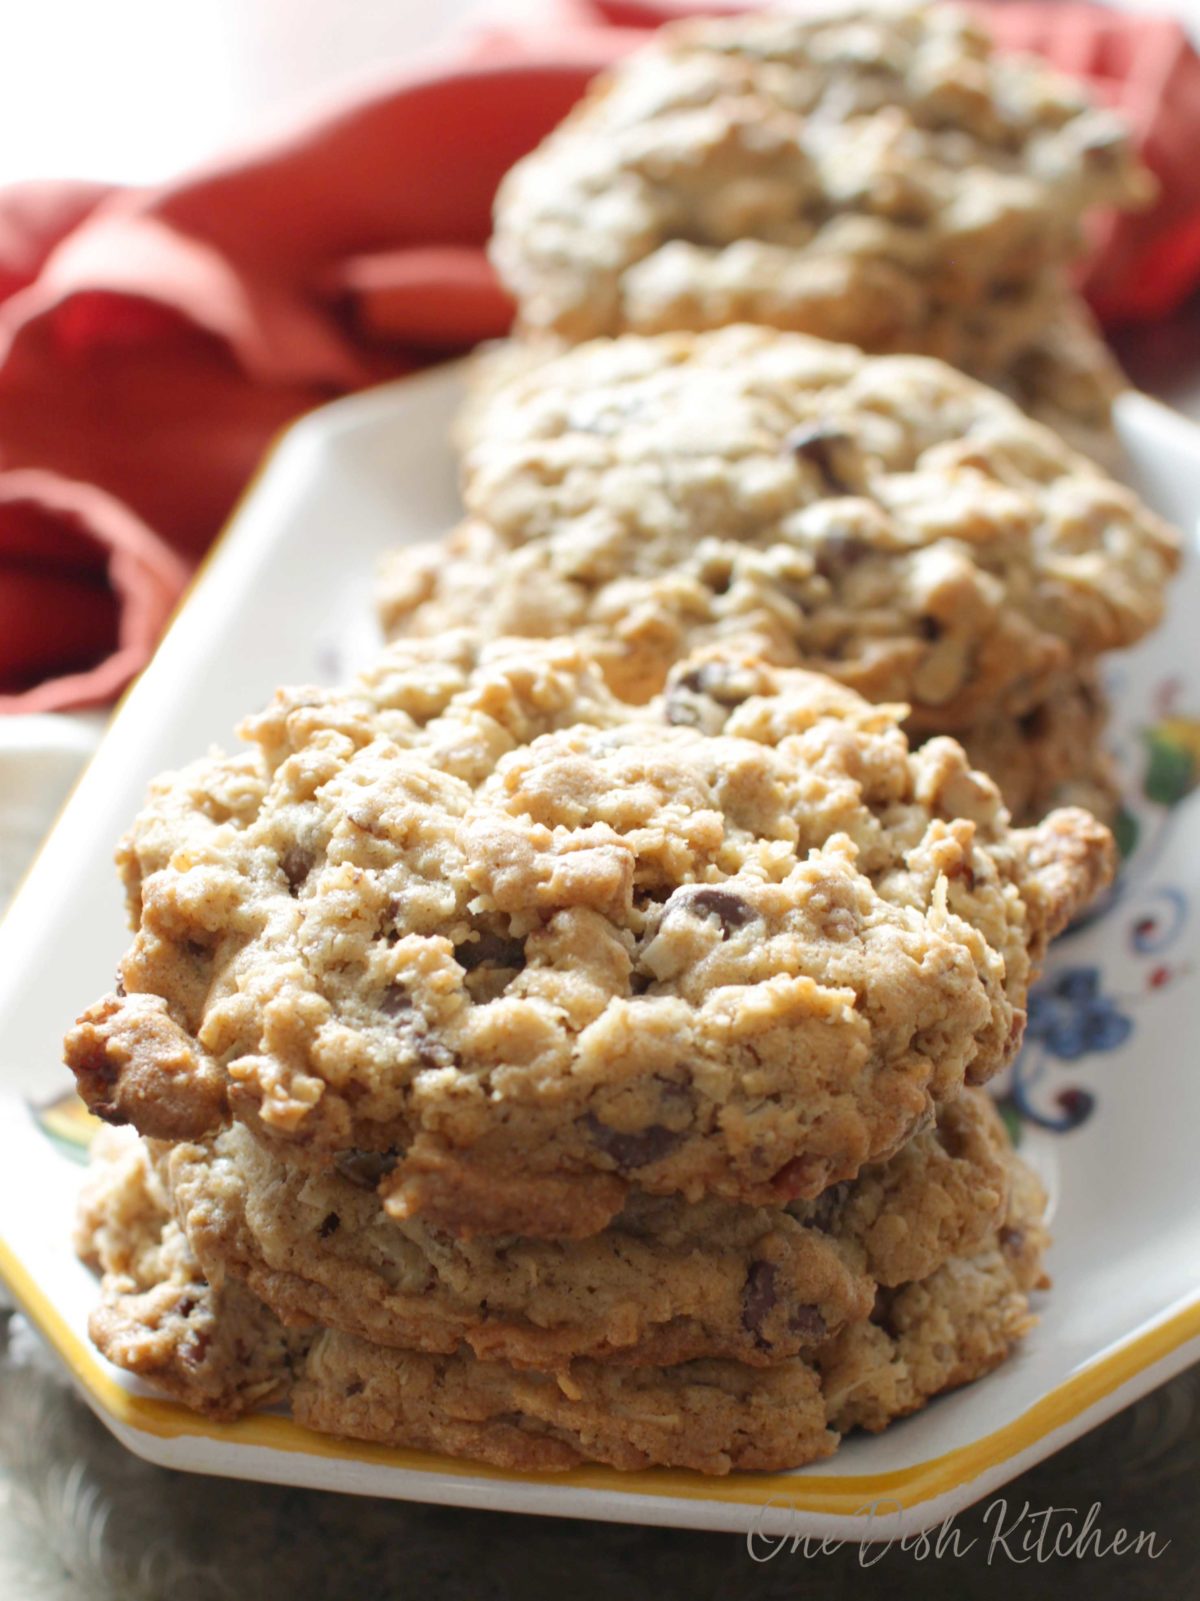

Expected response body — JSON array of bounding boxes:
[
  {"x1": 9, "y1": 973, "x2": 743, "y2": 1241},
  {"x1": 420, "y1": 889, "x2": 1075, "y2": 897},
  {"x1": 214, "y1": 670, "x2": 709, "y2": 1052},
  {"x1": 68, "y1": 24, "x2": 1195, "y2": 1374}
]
[
  {"x1": 869, "y1": 1287, "x2": 901, "y2": 1339},
  {"x1": 741, "y1": 1260, "x2": 779, "y2": 1346},
  {"x1": 671, "y1": 662, "x2": 748, "y2": 706},
  {"x1": 668, "y1": 886, "x2": 756, "y2": 935},
  {"x1": 789, "y1": 1304, "x2": 827, "y2": 1341},
  {"x1": 281, "y1": 846, "x2": 313, "y2": 893},
  {"x1": 182, "y1": 1327, "x2": 212, "y2": 1367},
  {"x1": 664, "y1": 661, "x2": 756, "y2": 731},
  {"x1": 664, "y1": 692, "x2": 706, "y2": 730},
  {"x1": 938, "y1": 1113, "x2": 971, "y2": 1161},
  {"x1": 803, "y1": 1181, "x2": 850, "y2": 1232},
  {"x1": 379, "y1": 983, "x2": 411, "y2": 1018},
  {"x1": 177, "y1": 1296, "x2": 197, "y2": 1319},
  {"x1": 345, "y1": 1380, "x2": 365, "y2": 1398},
  {"x1": 689, "y1": 887, "x2": 756, "y2": 930},
  {"x1": 945, "y1": 860, "x2": 977, "y2": 893},
  {"x1": 383, "y1": 894, "x2": 405, "y2": 943},
  {"x1": 376, "y1": 985, "x2": 454, "y2": 1069},
  {"x1": 318, "y1": 1212, "x2": 341, "y2": 1238},
  {"x1": 455, "y1": 931, "x2": 526, "y2": 973},
  {"x1": 416, "y1": 1039, "x2": 453, "y2": 1071},
  {"x1": 999, "y1": 1225, "x2": 1025, "y2": 1255},
  {"x1": 814, "y1": 532, "x2": 870, "y2": 579},
  {"x1": 916, "y1": 615, "x2": 943, "y2": 642},
  {"x1": 582, "y1": 1115, "x2": 683, "y2": 1171},
  {"x1": 114, "y1": 976, "x2": 126, "y2": 998},
  {"x1": 783, "y1": 423, "x2": 854, "y2": 493},
  {"x1": 652, "y1": 1073, "x2": 694, "y2": 1108},
  {"x1": 333, "y1": 1148, "x2": 398, "y2": 1189},
  {"x1": 1080, "y1": 127, "x2": 1122, "y2": 168}
]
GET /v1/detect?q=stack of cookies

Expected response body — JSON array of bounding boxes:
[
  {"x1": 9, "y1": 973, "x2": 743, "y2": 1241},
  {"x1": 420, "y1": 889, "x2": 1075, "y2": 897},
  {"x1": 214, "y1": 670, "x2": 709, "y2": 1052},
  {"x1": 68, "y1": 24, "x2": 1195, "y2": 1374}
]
[
  {"x1": 70, "y1": 639, "x2": 1115, "y2": 1472},
  {"x1": 377, "y1": 0, "x2": 1179, "y2": 828},
  {"x1": 381, "y1": 328, "x2": 1179, "y2": 826},
  {"x1": 66, "y1": 1, "x2": 1180, "y2": 1478},
  {"x1": 487, "y1": 0, "x2": 1155, "y2": 467}
]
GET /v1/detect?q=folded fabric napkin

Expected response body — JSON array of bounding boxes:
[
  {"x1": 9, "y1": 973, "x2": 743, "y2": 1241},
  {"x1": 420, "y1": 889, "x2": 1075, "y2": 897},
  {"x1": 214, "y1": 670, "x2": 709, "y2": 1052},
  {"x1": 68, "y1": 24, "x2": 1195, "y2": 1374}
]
[{"x1": 2, "y1": 1, "x2": 1198, "y2": 715}]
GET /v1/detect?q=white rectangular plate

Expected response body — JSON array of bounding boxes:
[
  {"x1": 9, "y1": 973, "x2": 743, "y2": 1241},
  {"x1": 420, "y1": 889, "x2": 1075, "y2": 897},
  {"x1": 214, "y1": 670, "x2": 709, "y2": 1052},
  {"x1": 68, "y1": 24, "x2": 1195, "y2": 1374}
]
[{"x1": 2, "y1": 365, "x2": 1200, "y2": 1539}]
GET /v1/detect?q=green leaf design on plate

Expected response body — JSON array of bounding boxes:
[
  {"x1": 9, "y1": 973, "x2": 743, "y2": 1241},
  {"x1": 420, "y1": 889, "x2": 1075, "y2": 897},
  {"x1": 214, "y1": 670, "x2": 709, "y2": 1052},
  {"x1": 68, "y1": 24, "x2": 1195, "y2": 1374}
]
[
  {"x1": 31, "y1": 1090, "x2": 101, "y2": 1163},
  {"x1": 996, "y1": 1097, "x2": 1023, "y2": 1147},
  {"x1": 1143, "y1": 727, "x2": 1200, "y2": 809},
  {"x1": 1112, "y1": 806, "x2": 1140, "y2": 860}
]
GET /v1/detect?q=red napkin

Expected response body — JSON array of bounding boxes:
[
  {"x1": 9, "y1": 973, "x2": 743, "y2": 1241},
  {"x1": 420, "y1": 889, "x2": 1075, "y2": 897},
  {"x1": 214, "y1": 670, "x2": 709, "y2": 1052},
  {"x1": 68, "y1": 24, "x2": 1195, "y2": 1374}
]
[{"x1": 2, "y1": 3, "x2": 1198, "y2": 715}]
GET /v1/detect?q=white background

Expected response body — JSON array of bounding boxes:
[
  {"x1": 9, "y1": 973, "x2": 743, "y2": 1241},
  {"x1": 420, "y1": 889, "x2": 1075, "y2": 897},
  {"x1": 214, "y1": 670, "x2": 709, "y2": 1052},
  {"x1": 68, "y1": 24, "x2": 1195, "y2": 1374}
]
[{"x1": 2, "y1": 0, "x2": 487, "y2": 186}]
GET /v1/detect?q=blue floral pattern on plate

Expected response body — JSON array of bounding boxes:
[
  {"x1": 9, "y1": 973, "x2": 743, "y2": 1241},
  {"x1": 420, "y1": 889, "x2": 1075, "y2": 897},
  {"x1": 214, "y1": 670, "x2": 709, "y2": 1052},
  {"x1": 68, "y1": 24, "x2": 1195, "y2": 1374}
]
[{"x1": 999, "y1": 680, "x2": 1198, "y2": 1139}]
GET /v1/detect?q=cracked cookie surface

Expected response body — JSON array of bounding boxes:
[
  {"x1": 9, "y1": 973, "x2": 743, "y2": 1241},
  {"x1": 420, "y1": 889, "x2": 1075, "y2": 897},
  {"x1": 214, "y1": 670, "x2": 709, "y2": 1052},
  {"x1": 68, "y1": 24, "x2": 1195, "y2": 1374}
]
[{"x1": 65, "y1": 634, "x2": 1112, "y2": 1237}]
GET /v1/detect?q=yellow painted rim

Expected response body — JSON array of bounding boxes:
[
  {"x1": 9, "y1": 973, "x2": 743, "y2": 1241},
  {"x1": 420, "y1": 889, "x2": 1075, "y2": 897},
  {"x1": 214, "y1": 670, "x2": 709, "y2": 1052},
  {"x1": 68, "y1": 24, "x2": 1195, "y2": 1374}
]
[
  {"x1": 4, "y1": 370, "x2": 1199, "y2": 1515},
  {"x1": 4, "y1": 1231, "x2": 1199, "y2": 1512}
]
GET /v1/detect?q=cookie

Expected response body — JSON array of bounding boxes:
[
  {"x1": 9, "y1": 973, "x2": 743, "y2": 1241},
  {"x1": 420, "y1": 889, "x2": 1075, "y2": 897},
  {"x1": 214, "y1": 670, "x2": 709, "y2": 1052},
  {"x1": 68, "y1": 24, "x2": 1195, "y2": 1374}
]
[
  {"x1": 788, "y1": 1087, "x2": 1013, "y2": 1289},
  {"x1": 457, "y1": 278, "x2": 1128, "y2": 473},
  {"x1": 295, "y1": 1159, "x2": 1045, "y2": 1474},
  {"x1": 958, "y1": 669, "x2": 1119, "y2": 827},
  {"x1": 490, "y1": 4, "x2": 1151, "y2": 346},
  {"x1": 815, "y1": 1152, "x2": 1048, "y2": 1435},
  {"x1": 381, "y1": 328, "x2": 1178, "y2": 729},
  {"x1": 65, "y1": 635, "x2": 1112, "y2": 1238},
  {"x1": 382, "y1": 581, "x2": 1119, "y2": 829},
  {"x1": 79, "y1": 1118, "x2": 1048, "y2": 1476},
  {"x1": 998, "y1": 296, "x2": 1129, "y2": 474},
  {"x1": 76, "y1": 1129, "x2": 307, "y2": 1419},
  {"x1": 164, "y1": 1088, "x2": 1008, "y2": 1370}
]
